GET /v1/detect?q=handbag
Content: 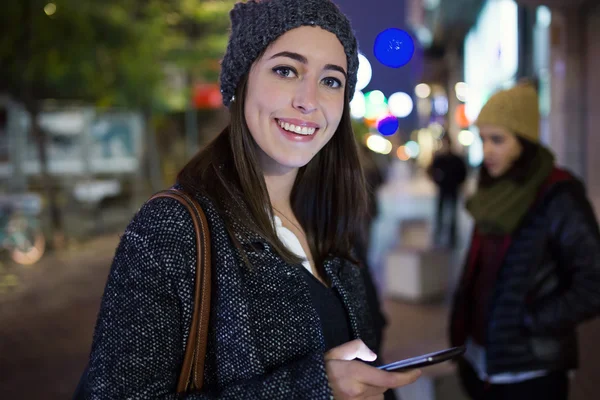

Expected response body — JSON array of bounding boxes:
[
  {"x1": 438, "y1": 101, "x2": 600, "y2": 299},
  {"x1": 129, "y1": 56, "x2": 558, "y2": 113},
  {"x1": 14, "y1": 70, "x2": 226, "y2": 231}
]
[{"x1": 72, "y1": 188, "x2": 212, "y2": 398}]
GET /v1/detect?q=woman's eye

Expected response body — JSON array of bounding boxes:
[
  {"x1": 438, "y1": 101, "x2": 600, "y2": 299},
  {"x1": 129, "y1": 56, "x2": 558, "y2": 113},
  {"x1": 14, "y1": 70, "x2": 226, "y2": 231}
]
[
  {"x1": 273, "y1": 67, "x2": 297, "y2": 78},
  {"x1": 322, "y1": 77, "x2": 342, "y2": 88}
]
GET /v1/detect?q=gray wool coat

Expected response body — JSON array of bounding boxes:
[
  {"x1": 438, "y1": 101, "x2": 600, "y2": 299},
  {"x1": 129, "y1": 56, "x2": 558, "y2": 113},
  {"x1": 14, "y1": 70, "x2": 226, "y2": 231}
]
[{"x1": 84, "y1": 187, "x2": 377, "y2": 399}]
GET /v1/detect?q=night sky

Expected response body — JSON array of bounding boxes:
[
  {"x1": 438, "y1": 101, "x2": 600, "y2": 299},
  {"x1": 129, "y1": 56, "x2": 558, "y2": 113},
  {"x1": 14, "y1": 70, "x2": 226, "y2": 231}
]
[{"x1": 336, "y1": 0, "x2": 421, "y2": 130}]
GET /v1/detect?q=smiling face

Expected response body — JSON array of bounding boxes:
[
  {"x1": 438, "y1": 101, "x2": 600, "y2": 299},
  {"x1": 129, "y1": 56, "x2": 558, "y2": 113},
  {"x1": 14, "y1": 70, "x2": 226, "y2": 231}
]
[
  {"x1": 479, "y1": 124, "x2": 523, "y2": 177},
  {"x1": 244, "y1": 26, "x2": 348, "y2": 175}
]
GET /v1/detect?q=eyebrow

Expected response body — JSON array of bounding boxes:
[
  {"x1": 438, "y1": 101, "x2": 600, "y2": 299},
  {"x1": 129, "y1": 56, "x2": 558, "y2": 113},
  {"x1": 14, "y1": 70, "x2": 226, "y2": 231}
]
[{"x1": 269, "y1": 51, "x2": 347, "y2": 79}]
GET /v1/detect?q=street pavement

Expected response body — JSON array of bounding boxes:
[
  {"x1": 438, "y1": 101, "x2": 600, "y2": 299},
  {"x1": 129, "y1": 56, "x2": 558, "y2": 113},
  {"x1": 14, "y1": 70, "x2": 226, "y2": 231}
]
[{"x1": 0, "y1": 234, "x2": 121, "y2": 399}]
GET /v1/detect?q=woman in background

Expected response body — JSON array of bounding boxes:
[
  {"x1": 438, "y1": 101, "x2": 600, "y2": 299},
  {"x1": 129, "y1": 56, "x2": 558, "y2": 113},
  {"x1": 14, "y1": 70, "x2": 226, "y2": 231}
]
[{"x1": 450, "y1": 83, "x2": 600, "y2": 400}]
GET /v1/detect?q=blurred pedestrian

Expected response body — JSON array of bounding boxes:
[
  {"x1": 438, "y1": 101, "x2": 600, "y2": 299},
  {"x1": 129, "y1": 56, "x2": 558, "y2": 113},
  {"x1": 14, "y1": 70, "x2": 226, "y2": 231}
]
[
  {"x1": 428, "y1": 132, "x2": 467, "y2": 248},
  {"x1": 77, "y1": 1, "x2": 420, "y2": 399},
  {"x1": 449, "y1": 83, "x2": 600, "y2": 400}
]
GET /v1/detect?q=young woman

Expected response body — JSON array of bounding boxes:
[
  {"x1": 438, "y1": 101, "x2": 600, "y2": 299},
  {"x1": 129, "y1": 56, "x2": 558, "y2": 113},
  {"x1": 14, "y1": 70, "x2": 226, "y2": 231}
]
[
  {"x1": 82, "y1": 0, "x2": 420, "y2": 398},
  {"x1": 450, "y1": 83, "x2": 600, "y2": 400}
]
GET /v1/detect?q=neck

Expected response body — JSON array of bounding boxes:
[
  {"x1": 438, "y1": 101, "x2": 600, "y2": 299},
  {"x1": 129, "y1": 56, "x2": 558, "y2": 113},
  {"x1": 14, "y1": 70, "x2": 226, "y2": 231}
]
[{"x1": 264, "y1": 168, "x2": 298, "y2": 212}]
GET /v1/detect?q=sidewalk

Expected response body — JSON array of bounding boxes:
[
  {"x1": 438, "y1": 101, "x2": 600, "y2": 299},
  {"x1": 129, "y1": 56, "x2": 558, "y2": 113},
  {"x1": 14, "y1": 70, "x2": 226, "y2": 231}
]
[{"x1": 0, "y1": 232, "x2": 121, "y2": 399}]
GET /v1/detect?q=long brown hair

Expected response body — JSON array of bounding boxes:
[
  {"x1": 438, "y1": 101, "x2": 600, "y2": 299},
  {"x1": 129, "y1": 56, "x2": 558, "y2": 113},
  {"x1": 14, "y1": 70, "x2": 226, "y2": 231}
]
[{"x1": 177, "y1": 73, "x2": 369, "y2": 273}]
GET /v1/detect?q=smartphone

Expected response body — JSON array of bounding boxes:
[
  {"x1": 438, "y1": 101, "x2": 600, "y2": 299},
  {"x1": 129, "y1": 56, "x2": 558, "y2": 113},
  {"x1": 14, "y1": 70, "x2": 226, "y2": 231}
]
[{"x1": 377, "y1": 345, "x2": 466, "y2": 372}]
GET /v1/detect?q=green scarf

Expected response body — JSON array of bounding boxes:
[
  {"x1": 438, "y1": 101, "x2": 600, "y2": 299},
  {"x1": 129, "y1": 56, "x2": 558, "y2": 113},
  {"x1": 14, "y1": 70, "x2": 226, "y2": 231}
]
[{"x1": 466, "y1": 146, "x2": 554, "y2": 234}]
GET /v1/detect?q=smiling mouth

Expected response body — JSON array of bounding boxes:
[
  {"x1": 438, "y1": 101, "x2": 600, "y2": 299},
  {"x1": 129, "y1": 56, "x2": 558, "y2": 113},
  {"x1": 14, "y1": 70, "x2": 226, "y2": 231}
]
[{"x1": 276, "y1": 119, "x2": 318, "y2": 136}]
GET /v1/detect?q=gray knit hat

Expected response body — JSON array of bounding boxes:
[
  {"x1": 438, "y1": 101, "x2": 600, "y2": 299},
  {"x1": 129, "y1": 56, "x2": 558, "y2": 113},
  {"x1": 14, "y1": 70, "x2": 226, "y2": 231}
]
[{"x1": 220, "y1": 0, "x2": 359, "y2": 107}]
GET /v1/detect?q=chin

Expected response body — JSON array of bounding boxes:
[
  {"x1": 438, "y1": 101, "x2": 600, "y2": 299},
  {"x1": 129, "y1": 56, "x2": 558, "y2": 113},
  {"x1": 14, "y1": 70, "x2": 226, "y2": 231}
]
[{"x1": 275, "y1": 155, "x2": 314, "y2": 169}]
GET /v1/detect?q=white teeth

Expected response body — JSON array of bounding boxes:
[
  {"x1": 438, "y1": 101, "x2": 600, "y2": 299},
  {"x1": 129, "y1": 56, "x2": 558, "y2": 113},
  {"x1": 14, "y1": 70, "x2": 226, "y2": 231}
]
[{"x1": 278, "y1": 120, "x2": 316, "y2": 135}]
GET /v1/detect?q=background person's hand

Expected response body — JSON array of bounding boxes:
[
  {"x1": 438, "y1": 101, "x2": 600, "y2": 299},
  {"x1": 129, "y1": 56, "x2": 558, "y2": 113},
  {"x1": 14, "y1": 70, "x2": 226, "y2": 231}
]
[{"x1": 325, "y1": 339, "x2": 421, "y2": 399}]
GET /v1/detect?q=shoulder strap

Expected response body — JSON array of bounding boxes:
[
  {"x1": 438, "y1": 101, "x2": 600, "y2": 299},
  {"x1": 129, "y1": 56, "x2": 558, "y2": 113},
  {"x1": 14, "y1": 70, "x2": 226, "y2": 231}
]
[{"x1": 148, "y1": 189, "x2": 211, "y2": 394}]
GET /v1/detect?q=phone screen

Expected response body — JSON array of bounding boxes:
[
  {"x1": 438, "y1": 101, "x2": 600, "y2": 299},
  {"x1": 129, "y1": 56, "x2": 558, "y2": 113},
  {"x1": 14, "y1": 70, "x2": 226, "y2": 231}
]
[{"x1": 377, "y1": 345, "x2": 466, "y2": 372}]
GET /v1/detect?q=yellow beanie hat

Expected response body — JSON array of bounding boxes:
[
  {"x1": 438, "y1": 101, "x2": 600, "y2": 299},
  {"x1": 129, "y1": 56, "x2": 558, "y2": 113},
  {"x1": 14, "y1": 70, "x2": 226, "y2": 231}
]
[{"x1": 476, "y1": 83, "x2": 540, "y2": 143}]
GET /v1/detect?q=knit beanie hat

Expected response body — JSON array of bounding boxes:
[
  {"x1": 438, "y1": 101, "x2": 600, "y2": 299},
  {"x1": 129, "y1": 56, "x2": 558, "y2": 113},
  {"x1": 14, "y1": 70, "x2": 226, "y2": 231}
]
[
  {"x1": 219, "y1": 0, "x2": 359, "y2": 107},
  {"x1": 476, "y1": 83, "x2": 540, "y2": 143}
]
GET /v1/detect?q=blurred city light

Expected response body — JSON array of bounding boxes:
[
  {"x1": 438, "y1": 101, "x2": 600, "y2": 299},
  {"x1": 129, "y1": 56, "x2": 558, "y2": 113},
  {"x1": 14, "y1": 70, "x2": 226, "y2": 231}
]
[
  {"x1": 350, "y1": 91, "x2": 366, "y2": 119},
  {"x1": 455, "y1": 104, "x2": 470, "y2": 128},
  {"x1": 364, "y1": 90, "x2": 389, "y2": 120},
  {"x1": 469, "y1": 131, "x2": 484, "y2": 167},
  {"x1": 405, "y1": 141, "x2": 420, "y2": 158},
  {"x1": 193, "y1": 84, "x2": 222, "y2": 109},
  {"x1": 415, "y1": 83, "x2": 431, "y2": 98},
  {"x1": 356, "y1": 53, "x2": 373, "y2": 92},
  {"x1": 397, "y1": 146, "x2": 410, "y2": 161},
  {"x1": 373, "y1": 28, "x2": 415, "y2": 68},
  {"x1": 377, "y1": 115, "x2": 399, "y2": 136},
  {"x1": 424, "y1": 0, "x2": 441, "y2": 10},
  {"x1": 367, "y1": 90, "x2": 385, "y2": 105},
  {"x1": 366, "y1": 134, "x2": 393, "y2": 155},
  {"x1": 428, "y1": 122, "x2": 444, "y2": 139},
  {"x1": 455, "y1": 82, "x2": 469, "y2": 102},
  {"x1": 388, "y1": 92, "x2": 413, "y2": 118},
  {"x1": 432, "y1": 95, "x2": 448, "y2": 115},
  {"x1": 413, "y1": 26, "x2": 433, "y2": 47},
  {"x1": 537, "y1": 6, "x2": 552, "y2": 28},
  {"x1": 44, "y1": 3, "x2": 57, "y2": 16},
  {"x1": 458, "y1": 130, "x2": 475, "y2": 146}
]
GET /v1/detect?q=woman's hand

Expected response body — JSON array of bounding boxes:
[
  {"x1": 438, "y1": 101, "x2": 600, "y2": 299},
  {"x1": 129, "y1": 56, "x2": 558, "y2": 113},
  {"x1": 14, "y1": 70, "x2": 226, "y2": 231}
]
[{"x1": 325, "y1": 339, "x2": 421, "y2": 400}]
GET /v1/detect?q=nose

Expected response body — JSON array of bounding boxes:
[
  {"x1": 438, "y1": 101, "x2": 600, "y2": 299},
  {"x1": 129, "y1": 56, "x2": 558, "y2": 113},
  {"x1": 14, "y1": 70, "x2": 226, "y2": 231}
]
[{"x1": 292, "y1": 80, "x2": 318, "y2": 114}]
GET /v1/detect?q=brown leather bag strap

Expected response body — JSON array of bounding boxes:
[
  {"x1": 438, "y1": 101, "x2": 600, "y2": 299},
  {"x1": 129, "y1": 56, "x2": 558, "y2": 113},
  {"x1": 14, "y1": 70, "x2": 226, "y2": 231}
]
[{"x1": 148, "y1": 189, "x2": 212, "y2": 394}]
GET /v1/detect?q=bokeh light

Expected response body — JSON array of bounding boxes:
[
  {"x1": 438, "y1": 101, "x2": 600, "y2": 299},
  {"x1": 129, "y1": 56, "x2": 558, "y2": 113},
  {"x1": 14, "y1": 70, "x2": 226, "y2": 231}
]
[
  {"x1": 350, "y1": 91, "x2": 366, "y2": 119},
  {"x1": 458, "y1": 130, "x2": 475, "y2": 146},
  {"x1": 367, "y1": 90, "x2": 385, "y2": 105},
  {"x1": 428, "y1": 122, "x2": 444, "y2": 139},
  {"x1": 469, "y1": 131, "x2": 484, "y2": 167},
  {"x1": 405, "y1": 141, "x2": 420, "y2": 158},
  {"x1": 397, "y1": 146, "x2": 410, "y2": 161},
  {"x1": 366, "y1": 134, "x2": 393, "y2": 155},
  {"x1": 415, "y1": 83, "x2": 431, "y2": 99},
  {"x1": 364, "y1": 90, "x2": 388, "y2": 120},
  {"x1": 537, "y1": 6, "x2": 552, "y2": 28},
  {"x1": 356, "y1": 53, "x2": 373, "y2": 92},
  {"x1": 455, "y1": 82, "x2": 469, "y2": 102},
  {"x1": 432, "y1": 95, "x2": 448, "y2": 115},
  {"x1": 373, "y1": 28, "x2": 415, "y2": 68},
  {"x1": 377, "y1": 115, "x2": 399, "y2": 136},
  {"x1": 388, "y1": 92, "x2": 413, "y2": 118},
  {"x1": 455, "y1": 104, "x2": 470, "y2": 128},
  {"x1": 44, "y1": 3, "x2": 57, "y2": 16}
]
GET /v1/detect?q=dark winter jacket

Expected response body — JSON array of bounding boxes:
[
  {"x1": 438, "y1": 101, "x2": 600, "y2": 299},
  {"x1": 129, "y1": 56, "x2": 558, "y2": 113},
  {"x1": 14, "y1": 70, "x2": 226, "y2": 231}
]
[
  {"x1": 450, "y1": 168, "x2": 600, "y2": 374},
  {"x1": 83, "y1": 188, "x2": 378, "y2": 399}
]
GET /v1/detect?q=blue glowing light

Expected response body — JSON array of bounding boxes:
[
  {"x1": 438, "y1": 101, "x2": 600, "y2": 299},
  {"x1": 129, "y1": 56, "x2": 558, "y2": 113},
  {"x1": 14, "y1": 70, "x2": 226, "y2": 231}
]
[
  {"x1": 373, "y1": 28, "x2": 415, "y2": 68},
  {"x1": 377, "y1": 115, "x2": 399, "y2": 136}
]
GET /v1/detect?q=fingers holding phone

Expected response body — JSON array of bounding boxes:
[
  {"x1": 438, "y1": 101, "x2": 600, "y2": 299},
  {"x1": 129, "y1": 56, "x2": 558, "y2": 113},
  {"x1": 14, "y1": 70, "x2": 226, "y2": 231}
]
[{"x1": 325, "y1": 339, "x2": 421, "y2": 400}]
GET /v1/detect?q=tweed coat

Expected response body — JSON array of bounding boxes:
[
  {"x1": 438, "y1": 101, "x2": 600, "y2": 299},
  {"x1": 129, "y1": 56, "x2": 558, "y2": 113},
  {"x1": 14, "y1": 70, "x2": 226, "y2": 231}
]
[{"x1": 84, "y1": 186, "x2": 377, "y2": 399}]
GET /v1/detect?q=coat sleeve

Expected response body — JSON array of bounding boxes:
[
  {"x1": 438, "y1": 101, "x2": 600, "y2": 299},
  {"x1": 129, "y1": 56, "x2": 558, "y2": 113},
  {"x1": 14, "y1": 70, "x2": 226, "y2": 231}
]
[
  {"x1": 84, "y1": 198, "x2": 332, "y2": 399},
  {"x1": 526, "y1": 182, "x2": 600, "y2": 335}
]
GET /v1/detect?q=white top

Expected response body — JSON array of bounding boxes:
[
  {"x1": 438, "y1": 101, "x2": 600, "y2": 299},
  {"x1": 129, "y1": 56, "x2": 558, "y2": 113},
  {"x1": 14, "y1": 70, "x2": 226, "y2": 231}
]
[
  {"x1": 273, "y1": 215, "x2": 313, "y2": 274},
  {"x1": 464, "y1": 337, "x2": 549, "y2": 384}
]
